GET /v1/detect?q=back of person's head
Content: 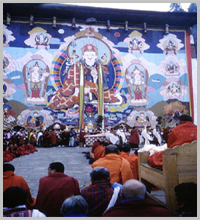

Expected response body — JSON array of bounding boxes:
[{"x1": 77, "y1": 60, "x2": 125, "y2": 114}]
[
  {"x1": 3, "y1": 163, "x2": 15, "y2": 172},
  {"x1": 105, "y1": 144, "x2": 119, "y2": 155},
  {"x1": 49, "y1": 162, "x2": 64, "y2": 173},
  {"x1": 90, "y1": 167, "x2": 110, "y2": 182},
  {"x1": 60, "y1": 195, "x2": 88, "y2": 216},
  {"x1": 179, "y1": 114, "x2": 193, "y2": 123},
  {"x1": 122, "y1": 179, "x2": 146, "y2": 199},
  {"x1": 121, "y1": 144, "x2": 131, "y2": 153},
  {"x1": 174, "y1": 182, "x2": 197, "y2": 207},
  {"x1": 3, "y1": 186, "x2": 28, "y2": 208}
]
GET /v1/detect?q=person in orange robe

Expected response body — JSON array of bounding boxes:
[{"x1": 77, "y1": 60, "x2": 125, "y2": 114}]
[
  {"x1": 119, "y1": 145, "x2": 139, "y2": 179},
  {"x1": 90, "y1": 140, "x2": 100, "y2": 159},
  {"x1": 167, "y1": 114, "x2": 197, "y2": 148},
  {"x1": 3, "y1": 163, "x2": 36, "y2": 209},
  {"x1": 149, "y1": 114, "x2": 197, "y2": 169},
  {"x1": 91, "y1": 144, "x2": 134, "y2": 184},
  {"x1": 93, "y1": 143, "x2": 105, "y2": 161}
]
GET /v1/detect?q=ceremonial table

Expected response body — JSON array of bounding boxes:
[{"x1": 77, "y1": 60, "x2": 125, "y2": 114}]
[
  {"x1": 84, "y1": 132, "x2": 130, "y2": 146},
  {"x1": 84, "y1": 133, "x2": 108, "y2": 146}
]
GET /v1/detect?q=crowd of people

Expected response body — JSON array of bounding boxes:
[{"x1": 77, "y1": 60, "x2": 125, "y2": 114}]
[
  {"x1": 3, "y1": 124, "x2": 164, "y2": 164},
  {"x1": 3, "y1": 160, "x2": 197, "y2": 217},
  {"x1": 3, "y1": 114, "x2": 197, "y2": 217},
  {"x1": 3, "y1": 128, "x2": 38, "y2": 164}
]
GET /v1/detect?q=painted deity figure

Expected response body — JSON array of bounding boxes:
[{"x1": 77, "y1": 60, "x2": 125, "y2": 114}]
[
  {"x1": 82, "y1": 44, "x2": 109, "y2": 102},
  {"x1": 166, "y1": 61, "x2": 179, "y2": 74},
  {"x1": 131, "y1": 66, "x2": 145, "y2": 100},
  {"x1": 27, "y1": 62, "x2": 49, "y2": 99},
  {"x1": 129, "y1": 38, "x2": 143, "y2": 53},
  {"x1": 35, "y1": 33, "x2": 49, "y2": 48},
  {"x1": 26, "y1": 111, "x2": 44, "y2": 128},
  {"x1": 135, "y1": 112, "x2": 151, "y2": 127},
  {"x1": 49, "y1": 43, "x2": 120, "y2": 110},
  {"x1": 167, "y1": 83, "x2": 181, "y2": 97},
  {"x1": 165, "y1": 40, "x2": 177, "y2": 55}
]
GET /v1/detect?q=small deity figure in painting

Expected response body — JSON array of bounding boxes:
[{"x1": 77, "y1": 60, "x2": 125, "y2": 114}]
[
  {"x1": 130, "y1": 66, "x2": 145, "y2": 100},
  {"x1": 167, "y1": 83, "x2": 181, "y2": 97},
  {"x1": 26, "y1": 61, "x2": 49, "y2": 100},
  {"x1": 129, "y1": 38, "x2": 143, "y2": 53},
  {"x1": 166, "y1": 61, "x2": 179, "y2": 74},
  {"x1": 165, "y1": 40, "x2": 177, "y2": 55},
  {"x1": 35, "y1": 33, "x2": 49, "y2": 48}
]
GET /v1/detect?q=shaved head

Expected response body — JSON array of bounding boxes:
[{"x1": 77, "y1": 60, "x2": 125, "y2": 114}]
[
  {"x1": 105, "y1": 144, "x2": 119, "y2": 155},
  {"x1": 122, "y1": 179, "x2": 146, "y2": 199}
]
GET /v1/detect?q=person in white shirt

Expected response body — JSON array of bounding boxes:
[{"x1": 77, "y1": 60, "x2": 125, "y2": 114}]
[{"x1": 116, "y1": 126, "x2": 127, "y2": 144}]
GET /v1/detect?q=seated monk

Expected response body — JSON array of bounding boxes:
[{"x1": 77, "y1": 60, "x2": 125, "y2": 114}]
[
  {"x1": 90, "y1": 140, "x2": 101, "y2": 159},
  {"x1": 119, "y1": 145, "x2": 139, "y2": 179},
  {"x1": 148, "y1": 114, "x2": 197, "y2": 169},
  {"x1": 22, "y1": 144, "x2": 30, "y2": 155},
  {"x1": 3, "y1": 146, "x2": 14, "y2": 163},
  {"x1": 15, "y1": 144, "x2": 27, "y2": 156},
  {"x1": 10, "y1": 144, "x2": 20, "y2": 157},
  {"x1": 7, "y1": 144, "x2": 16, "y2": 159},
  {"x1": 91, "y1": 144, "x2": 134, "y2": 184},
  {"x1": 93, "y1": 142, "x2": 106, "y2": 161},
  {"x1": 27, "y1": 143, "x2": 38, "y2": 153},
  {"x1": 3, "y1": 163, "x2": 36, "y2": 209}
]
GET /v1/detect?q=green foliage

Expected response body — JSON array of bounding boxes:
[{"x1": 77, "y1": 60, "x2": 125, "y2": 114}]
[
  {"x1": 169, "y1": 3, "x2": 185, "y2": 12},
  {"x1": 188, "y1": 3, "x2": 197, "y2": 13}
]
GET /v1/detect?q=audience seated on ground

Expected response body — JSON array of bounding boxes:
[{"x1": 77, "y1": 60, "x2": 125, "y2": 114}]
[
  {"x1": 3, "y1": 163, "x2": 36, "y2": 209},
  {"x1": 174, "y1": 182, "x2": 197, "y2": 217},
  {"x1": 91, "y1": 144, "x2": 134, "y2": 184},
  {"x1": 27, "y1": 143, "x2": 38, "y2": 153},
  {"x1": 90, "y1": 140, "x2": 100, "y2": 156},
  {"x1": 3, "y1": 186, "x2": 46, "y2": 217},
  {"x1": 91, "y1": 141, "x2": 106, "y2": 161},
  {"x1": 81, "y1": 167, "x2": 119, "y2": 216},
  {"x1": 3, "y1": 144, "x2": 14, "y2": 163},
  {"x1": 103, "y1": 179, "x2": 172, "y2": 217},
  {"x1": 119, "y1": 144, "x2": 139, "y2": 179},
  {"x1": 60, "y1": 195, "x2": 88, "y2": 217},
  {"x1": 36, "y1": 162, "x2": 80, "y2": 217}
]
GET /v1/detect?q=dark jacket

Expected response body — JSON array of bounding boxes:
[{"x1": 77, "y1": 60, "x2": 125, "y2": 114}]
[{"x1": 103, "y1": 198, "x2": 172, "y2": 217}]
